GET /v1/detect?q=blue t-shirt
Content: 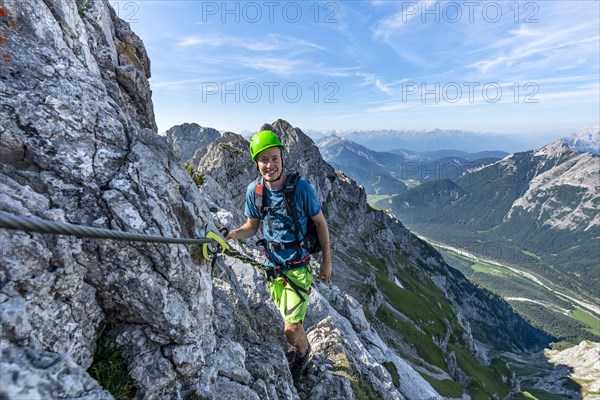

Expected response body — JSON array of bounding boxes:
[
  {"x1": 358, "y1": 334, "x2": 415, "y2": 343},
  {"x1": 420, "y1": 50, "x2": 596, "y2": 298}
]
[{"x1": 244, "y1": 177, "x2": 321, "y2": 266}]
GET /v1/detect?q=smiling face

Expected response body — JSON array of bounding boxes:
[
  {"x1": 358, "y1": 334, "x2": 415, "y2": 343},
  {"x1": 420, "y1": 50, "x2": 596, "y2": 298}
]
[{"x1": 256, "y1": 146, "x2": 283, "y2": 182}]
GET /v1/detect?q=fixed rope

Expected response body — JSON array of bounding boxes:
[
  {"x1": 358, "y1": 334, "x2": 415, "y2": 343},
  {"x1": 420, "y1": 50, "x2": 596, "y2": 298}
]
[
  {"x1": 0, "y1": 210, "x2": 271, "y2": 271},
  {"x1": 0, "y1": 210, "x2": 215, "y2": 245}
]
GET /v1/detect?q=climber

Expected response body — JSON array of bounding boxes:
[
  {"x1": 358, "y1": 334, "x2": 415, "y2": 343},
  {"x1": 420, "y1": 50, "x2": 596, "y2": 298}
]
[{"x1": 225, "y1": 129, "x2": 332, "y2": 380}]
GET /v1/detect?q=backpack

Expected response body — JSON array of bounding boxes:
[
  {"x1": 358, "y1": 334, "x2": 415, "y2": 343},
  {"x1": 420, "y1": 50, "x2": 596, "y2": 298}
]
[{"x1": 255, "y1": 173, "x2": 321, "y2": 255}]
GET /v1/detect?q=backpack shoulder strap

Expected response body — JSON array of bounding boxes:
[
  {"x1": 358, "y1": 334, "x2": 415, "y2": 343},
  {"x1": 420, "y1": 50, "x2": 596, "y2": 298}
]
[
  {"x1": 282, "y1": 173, "x2": 302, "y2": 242},
  {"x1": 254, "y1": 176, "x2": 266, "y2": 220},
  {"x1": 283, "y1": 173, "x2": 300, "y2": 195}
]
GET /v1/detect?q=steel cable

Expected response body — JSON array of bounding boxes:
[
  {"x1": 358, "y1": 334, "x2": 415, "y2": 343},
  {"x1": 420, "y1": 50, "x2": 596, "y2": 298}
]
[
  {"x1": 0, "y1": 210, "x2": 215, "y2": 245},
  {"x1": 0, "y1": 210, "x2": 277, "y2": 272}
]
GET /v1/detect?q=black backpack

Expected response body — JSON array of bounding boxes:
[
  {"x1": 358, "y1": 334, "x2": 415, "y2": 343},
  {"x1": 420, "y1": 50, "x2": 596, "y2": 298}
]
[{"x1": 254, "y1": 173, "x2": 321, "y2": 254}]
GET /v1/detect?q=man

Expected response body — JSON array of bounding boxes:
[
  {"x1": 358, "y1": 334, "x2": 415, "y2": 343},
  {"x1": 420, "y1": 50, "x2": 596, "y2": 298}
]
[{"x1": 226, "y1": 129, "x2": 332, "y2": 380}]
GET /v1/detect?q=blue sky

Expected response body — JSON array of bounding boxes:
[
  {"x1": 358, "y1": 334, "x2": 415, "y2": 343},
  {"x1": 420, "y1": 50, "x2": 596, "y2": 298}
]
[{"x1": 115, "y1": 1, "x2": 599, "y2": 140}]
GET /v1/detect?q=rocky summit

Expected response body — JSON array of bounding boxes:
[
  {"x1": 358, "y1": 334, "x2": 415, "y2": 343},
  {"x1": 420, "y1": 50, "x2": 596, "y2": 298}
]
[
  {"x1": 0, "y1": 1, "x2": 561, "y2": 400},
  {"x1": 166, "y1": 123, "x2": 221, "y2": 163}
]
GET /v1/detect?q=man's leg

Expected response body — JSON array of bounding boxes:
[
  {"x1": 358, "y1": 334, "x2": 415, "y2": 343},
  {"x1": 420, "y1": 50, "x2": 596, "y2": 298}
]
[
  {"x1": 285, "y1": 321, "x2": 311, "y2": 379},
  {"x1": 284, "y1": 322, "x2": 308, "y2": 355}
]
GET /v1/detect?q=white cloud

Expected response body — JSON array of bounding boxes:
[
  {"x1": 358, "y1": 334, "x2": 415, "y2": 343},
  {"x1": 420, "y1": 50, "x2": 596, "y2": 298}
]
[
  {"x1": 177, "y1": 33, "x2": 224, "y2": 47},
  {"x1": 371, "y1": 0, "x2": 436, "y2": 40},
  {"x1": 176, "y1": 33, "x2": 324, "y2": 52},
  {"x1": 357, "y1": 72, "x2": 395, "y2": 94},
  {"x1": 469, "y1": 20, "x2": 599, "y2": 75}
]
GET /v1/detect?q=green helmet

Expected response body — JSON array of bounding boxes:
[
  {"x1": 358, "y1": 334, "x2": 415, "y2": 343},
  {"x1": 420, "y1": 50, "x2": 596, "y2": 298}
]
[{"x1": 249, "y1": 130, "x2": 284, "y2": 161}]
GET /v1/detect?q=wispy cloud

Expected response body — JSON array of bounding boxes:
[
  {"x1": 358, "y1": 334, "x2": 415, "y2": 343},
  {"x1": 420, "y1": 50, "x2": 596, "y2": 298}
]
[
  {"x1": 368, "y1": 0, "x2": 438, "y2": 66},
  {"x1": 177, "y1": 33, "x2": 324, "y2": 52},
  {"x1": 357, "y1": 72, "x2": 395, "y2": 94},
  {"x1": 365, "y1": 78, "x2": 599, "y2": 114},
  {"x1": 371, "y1": 0, "x2": 436, "y2": 40},
  {"x1": 470, "y1": 23, "x2": 600, "y2": 75}
]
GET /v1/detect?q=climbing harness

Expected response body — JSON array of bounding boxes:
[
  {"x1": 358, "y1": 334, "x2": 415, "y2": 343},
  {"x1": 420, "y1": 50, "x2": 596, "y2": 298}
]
[
  {"x1": 264, "y1": 260, "x2": 312, "y2": 303},
  {"x1": 197, "y1": 221, "x2": 312, "y2": 303}
]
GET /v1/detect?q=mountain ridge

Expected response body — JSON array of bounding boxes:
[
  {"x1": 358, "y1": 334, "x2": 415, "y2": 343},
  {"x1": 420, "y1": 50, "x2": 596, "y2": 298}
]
[
  {"x1": 377, "y1": 139, "x2": 600, "y2": 342},
  {"x1": 307, "y1": 128, "x2": 541, "y2": 153},
  {"x1": 563, "y1": 126, "x2": 600, "y2": 155},
  {"x1": 317, "y1": 135, "x2": 504, "y2": 194}
]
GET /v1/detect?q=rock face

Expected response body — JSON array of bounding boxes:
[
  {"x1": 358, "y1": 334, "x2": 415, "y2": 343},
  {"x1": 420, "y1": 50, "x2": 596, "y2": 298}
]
[
  {"x1": 0, "y1": 340, "x2": 113, "y2": 399},
  {"x1": 192, "y1": 131, "x2": 257, "y2": 211},
  {"x1": 166, "y1": 123, "x2": 221, "y2": 162},
  {"x1": 507, "y1": 140, "x2": 600, "y2": 232},
  {"x1": 1, "y1": 0, "x2": 213, "y2": 398},
  {"x1": 0, "y1": 1, "x2": 555, "y2": 400},
  {"x1": 535, "y1": 341, "x2": 600, "y2": 399}
]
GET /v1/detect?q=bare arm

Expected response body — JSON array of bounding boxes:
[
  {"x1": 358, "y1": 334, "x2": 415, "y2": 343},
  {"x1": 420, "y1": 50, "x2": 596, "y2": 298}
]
[
  {"x1": 311, "y1": 211, "x2": 332, "y2": 282},
  {"x1": 226, "y1": 217, "x2": 260, "y2": 240}
]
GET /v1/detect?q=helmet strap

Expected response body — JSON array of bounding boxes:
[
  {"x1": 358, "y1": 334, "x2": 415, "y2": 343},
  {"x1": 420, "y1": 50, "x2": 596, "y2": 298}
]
[{"x1": 265, "y1": 174, "x2": 282, "y2": 183}]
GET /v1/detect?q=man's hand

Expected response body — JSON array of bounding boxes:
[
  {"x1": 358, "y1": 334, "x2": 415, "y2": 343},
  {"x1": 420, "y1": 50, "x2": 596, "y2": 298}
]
[
  {"x1": 320, "y1": 261, "x2": 332, "y2": 283},
  {"x1": 225, "y1": 229, "x2": 236, "y2": 240},
  {"x1": 225, "y1": 218, "x2": 259, "y2": 241}
]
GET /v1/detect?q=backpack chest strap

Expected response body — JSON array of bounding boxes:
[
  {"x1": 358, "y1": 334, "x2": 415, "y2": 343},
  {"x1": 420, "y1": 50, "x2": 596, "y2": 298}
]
[{"x1": 262, "y1": 240, "x2": 299, "y2": 252}]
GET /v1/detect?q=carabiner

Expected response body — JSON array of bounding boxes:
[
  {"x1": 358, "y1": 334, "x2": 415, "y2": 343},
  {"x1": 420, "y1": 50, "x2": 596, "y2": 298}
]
[{"x1": 198, "y1": 222, "x2": 230, "y2": 260}]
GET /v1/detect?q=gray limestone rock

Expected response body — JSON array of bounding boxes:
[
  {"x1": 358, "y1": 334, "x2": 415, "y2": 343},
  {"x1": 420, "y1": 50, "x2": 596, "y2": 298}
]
[
  {"x1": 166, "y1": 123, "x2": 221, "y2": 163},
  {"x1": 1, "y1": 0, "x2": 214, "y2": 398},
  {"x1": 194, "y1": 131, "x2": 258, "y2": 210},
  {"x1": 0, "y1": 340, "x2": 113, "y2": 400}
]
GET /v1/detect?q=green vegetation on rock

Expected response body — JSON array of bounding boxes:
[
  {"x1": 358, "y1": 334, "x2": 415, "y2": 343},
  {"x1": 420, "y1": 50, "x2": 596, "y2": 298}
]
[
  {"x1": 332, "y1": 353, "x2": 380, "y2": 400},
  {"x1": 88, "y1": 333, "x2": 135, "y2": 400},
  {"x1": 449, "y1": 345, "x2": 512, "y2": 400}
]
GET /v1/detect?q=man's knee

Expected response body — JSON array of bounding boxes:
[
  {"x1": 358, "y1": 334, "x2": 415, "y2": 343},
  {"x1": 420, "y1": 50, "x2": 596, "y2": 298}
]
[
  {"x1": 284, "y1": 322, "x2": 304, "y2": 340},
  {"x1": 284, "y1": 322, "x2": 302, "y2": 334}
]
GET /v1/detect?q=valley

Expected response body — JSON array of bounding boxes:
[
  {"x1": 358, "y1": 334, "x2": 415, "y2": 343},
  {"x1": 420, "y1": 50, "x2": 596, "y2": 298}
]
[
  {"x1": 405, "y1": 232, "x2": 600, "y2": 344},
  {"x1": 336, "y1": 131, "x2": 599, "y2": 347}
]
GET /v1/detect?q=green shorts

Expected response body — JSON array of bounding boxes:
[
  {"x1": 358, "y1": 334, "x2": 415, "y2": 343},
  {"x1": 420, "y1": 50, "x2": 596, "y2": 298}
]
[{"x1": 267, "y1": 266, "x2": 313, "y2": 324}]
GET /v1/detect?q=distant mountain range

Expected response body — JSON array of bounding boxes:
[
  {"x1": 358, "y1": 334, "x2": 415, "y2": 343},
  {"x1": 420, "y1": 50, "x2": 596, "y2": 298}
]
[
  {"x1": 563, "y1": 126, "x2": 600, "y2": 155},
  {"x1": 317, "y1": 135, "x2": 506, "y2": 194},
  {"x1": 317, "y1": 135, "x2": 407, "y2": 195},
  {"x1": 375, "y1": 139, "x2": 600, "y2": 300},
  {"x1": 307, "y1": 128, "x2": 543, "y2": 153}
]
